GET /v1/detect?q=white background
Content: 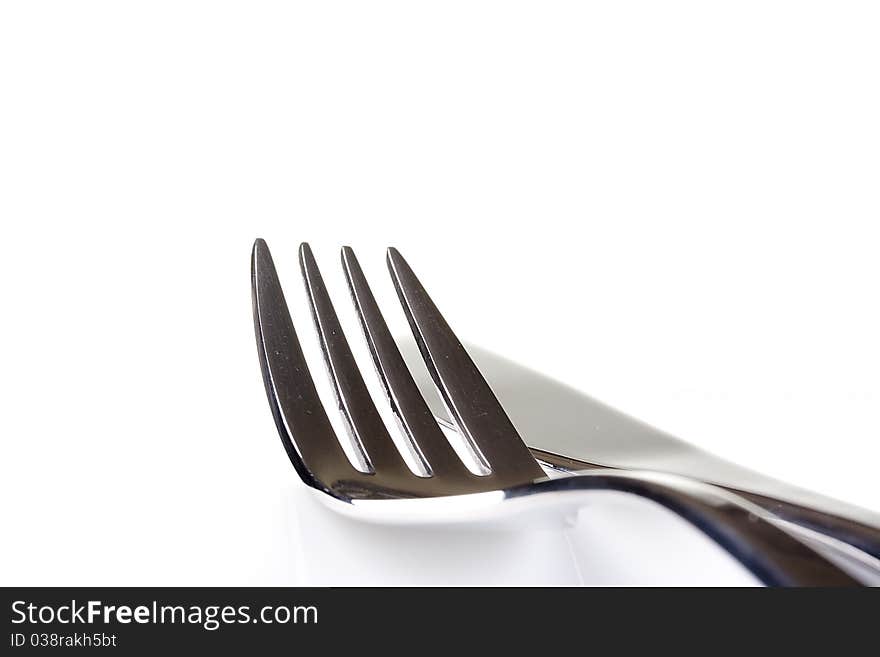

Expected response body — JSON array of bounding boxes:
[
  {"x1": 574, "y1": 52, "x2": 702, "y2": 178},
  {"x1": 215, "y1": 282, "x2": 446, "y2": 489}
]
[{"x1": 1, "y1": 2, "x2": 878, "y2": 585}]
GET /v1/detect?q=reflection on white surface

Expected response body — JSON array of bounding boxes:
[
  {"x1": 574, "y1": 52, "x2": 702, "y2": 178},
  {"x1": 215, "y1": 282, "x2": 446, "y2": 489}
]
[
  {"x1": 2, "y1": 1, "x2": 880, "y2": 588},
  {"x1": 273, "y1": 484, "x2": 758, "y2": 586},
  {"x1": 567, "y1": 491, "x2": 759, "y2": 586}
]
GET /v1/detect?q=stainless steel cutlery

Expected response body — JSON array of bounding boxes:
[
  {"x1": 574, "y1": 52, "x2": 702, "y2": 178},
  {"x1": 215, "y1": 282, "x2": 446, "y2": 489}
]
[{"x1": 251, "y1": 239, "x2": 872, "y2": 585}]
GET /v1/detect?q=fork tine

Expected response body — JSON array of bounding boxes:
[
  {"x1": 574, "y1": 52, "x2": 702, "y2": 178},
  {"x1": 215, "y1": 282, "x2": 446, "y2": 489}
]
[
  {"x1": 341, "y1": 246, "x2": 474, "y2": 479},
  {"x1": 386, "y1": 247, "x2": 545, "y2": 485},
  {"x1": 251, "y1": 239, "x2": 357, "y2": 489},
  {"x1": 299, "y1": 243, "x2": 410, "y2": 476}
]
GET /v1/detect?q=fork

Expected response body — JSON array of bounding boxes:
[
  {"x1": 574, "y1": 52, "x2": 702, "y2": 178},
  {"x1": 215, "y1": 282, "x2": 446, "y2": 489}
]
[{"x1": 251, "y1": 239, "x2": 861, "y2": 586}]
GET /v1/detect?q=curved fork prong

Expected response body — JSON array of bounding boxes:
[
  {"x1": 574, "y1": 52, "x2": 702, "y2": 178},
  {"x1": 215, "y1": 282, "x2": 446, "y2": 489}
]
[
  {"x1": 299, "y1": 243, "x2": 410, "y2": 476},
  {"x1": 386, "y1": 247, "x2": 545, "y2": 487},
  {"x1": 251, "y1": 239, "x2": 356, "y2": 490},
  {"x1": 341, "y1": 247, "x2": 473, "y2": 480}
]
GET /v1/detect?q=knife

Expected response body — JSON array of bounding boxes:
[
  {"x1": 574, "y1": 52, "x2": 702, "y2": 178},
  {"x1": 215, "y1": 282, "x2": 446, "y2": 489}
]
[{"x1": 402, "y1": 342, "x2": 880, "y2": 569}]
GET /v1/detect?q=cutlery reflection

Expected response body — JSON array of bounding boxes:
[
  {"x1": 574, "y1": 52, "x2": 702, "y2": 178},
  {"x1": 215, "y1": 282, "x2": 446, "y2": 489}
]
[{"x1": 252, "y1": 239, "x2": 867, "y2": 585}]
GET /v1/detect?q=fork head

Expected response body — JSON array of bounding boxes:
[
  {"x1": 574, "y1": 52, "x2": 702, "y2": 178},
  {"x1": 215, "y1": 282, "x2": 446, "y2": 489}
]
[
  {"x1": 250, "y1": 240, "x2": 867, "y2": 586},
  {"x1": 251, "y1": 239, "x2": 545, "y2": 502}
]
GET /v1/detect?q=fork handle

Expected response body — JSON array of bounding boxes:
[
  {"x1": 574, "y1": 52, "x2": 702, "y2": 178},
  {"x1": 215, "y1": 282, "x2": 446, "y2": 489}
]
[
  {"x1": 532, "y1": 449, "x2": 880, "y2": 561},
  {"x1": 510, "y1": 471, "x2": 864, "y2": 586}
]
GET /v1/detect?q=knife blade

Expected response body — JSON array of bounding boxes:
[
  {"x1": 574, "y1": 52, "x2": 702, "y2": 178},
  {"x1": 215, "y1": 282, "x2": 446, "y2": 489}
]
[{"x1": 402, "y1": 341, "x2": 880, "y2": 562}]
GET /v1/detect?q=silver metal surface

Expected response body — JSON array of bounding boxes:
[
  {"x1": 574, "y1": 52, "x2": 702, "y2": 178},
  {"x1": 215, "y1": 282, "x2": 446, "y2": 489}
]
[
  {"x1": 386, "y1": 246, "x2": 544, "y2": 486},
  {"x1": 402, "y1": 344, "x2": 880, "y2": 558},
  {"x1": 342, "y1": 246, "x2": 476, "y2": 480},
  {"x1": 251, "y1": 239, "x2": 866, "y2": 585}
]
